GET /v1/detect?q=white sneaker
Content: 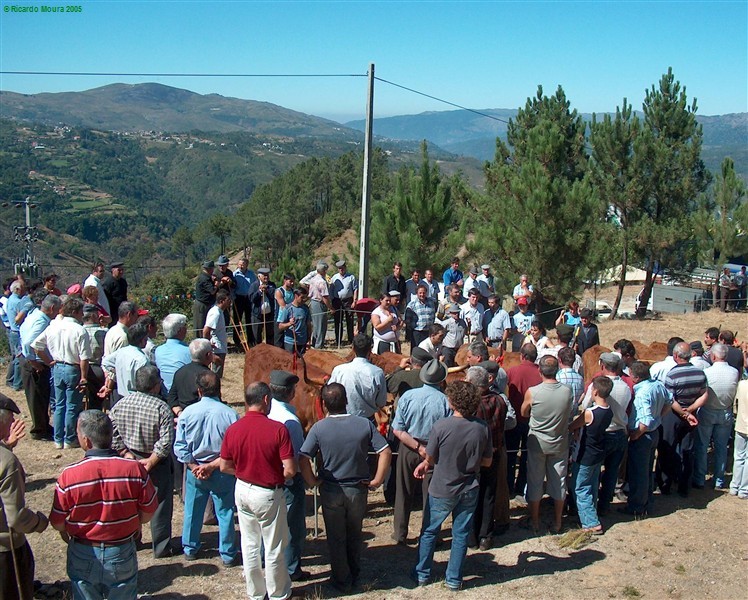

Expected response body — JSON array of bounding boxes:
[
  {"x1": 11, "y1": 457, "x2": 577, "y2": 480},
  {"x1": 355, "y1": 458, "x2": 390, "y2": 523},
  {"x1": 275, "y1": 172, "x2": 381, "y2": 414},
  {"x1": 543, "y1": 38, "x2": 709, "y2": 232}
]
[{"x1": 54, "y1": 442, "x2": 63, "y2": 449}]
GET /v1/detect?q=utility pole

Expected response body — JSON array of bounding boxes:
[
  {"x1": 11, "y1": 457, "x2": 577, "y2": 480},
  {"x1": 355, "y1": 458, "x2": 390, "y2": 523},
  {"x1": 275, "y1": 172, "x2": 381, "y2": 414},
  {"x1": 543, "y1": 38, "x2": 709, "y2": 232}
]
[
  {"x1": 3, "y1": 196, "x2": 39, "y2": 277},
  {"x1": 358, "y1": 63, "x2": 375, "y2": 298}
]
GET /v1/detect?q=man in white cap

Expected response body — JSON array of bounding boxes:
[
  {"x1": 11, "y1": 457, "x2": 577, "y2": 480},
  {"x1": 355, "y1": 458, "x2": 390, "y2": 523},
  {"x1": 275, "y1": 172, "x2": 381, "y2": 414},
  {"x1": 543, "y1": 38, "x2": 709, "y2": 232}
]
[{"x1": 477, "y1": 265, "x2": 495, "y2": 296}]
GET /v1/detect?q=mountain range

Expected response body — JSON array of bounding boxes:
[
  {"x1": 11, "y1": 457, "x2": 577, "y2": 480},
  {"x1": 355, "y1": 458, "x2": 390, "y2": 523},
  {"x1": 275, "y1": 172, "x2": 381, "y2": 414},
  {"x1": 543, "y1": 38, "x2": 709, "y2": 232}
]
[{"x1": 346, "y1": 109, "x2": 748, "y2": 180}]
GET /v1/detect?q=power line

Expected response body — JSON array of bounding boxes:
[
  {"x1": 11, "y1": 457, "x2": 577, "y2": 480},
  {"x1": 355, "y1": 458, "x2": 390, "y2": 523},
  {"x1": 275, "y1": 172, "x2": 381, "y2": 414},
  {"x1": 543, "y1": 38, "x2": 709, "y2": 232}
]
[
  {"x1": 1, "y1": 70, "x2": 366, "y2": 78},
  {"x1": 374, "y1": 76, "x2": 512, "y2": 125}
]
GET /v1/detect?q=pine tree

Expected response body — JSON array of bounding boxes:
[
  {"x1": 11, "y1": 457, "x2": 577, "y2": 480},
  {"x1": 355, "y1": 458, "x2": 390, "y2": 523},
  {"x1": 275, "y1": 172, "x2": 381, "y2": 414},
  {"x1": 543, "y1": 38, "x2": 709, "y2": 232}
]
[
  {"x1": 588, "y1": 99, "x2": 651, "y2": 318},
  {"x1": 366, "y1": 141, "x2": 465, "y2": 290},
  {"x1": 695, "y1": 157, "x2": 748, "y2": 292},
  {"x1": 476, "y1": 85, "x2": 606, "y2": 303},
  {"x1": 635, "y1": 68, "x2": 710, "y2": 317}
]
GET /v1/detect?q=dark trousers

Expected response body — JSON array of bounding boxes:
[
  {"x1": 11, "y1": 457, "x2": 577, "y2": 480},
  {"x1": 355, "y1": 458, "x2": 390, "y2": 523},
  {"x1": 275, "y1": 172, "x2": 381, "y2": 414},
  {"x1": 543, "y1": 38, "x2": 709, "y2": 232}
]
[
  {"x1": 412, "y1": 329, "x2": 429, "y2": 348},
  {"x1": 320, "y1": 482, "x2": 367, "y2": 588},
  {"x1": 656, "y1": 414, "x2": 696, "y2": 495},
  {"x1": 233, "y1": 295, "x2": 251, "y2": 348},
  {"x1": 598, "y1": 430, "x2": 628, "y2": 510},
  {"x1": 147, "y1": 457, "x2": 174, "y2": 557},
  {"x1": 20, "y1": 357, "x2": 51, "y2": 438},
  {"x1": 441, "y1": 346, "x2": 458, "y2": 367},
  {"x1": 193, "y1": 301, "x2": 210, "y2": 334},
  {"x1": 284, "y1": 475, "x2": 306, "y2": 577},
  {"x1": 505, "y1": 421, "x2": 529, "y2": 496},
  {"x1": 332, "y1": 298, "x2": 355, "y2": 346},
  {"x1": 252, "y1": 315, "x2": 274, "y2": 346},
  {"x1": 492, "y1": 446, "x2": 510, "y2": 528},
  {"x1": 0, "y1": 542, "x2": 34, "y2": 600},
  {"x1": 471, "y1": 452, "x2": 499, "y2": 544},
  {"x1": 85, "y1": 365, "x2": 105, "y2": 411},
  {"x1": 393, "y1": 444, "x2": 431, "y2": 542}
]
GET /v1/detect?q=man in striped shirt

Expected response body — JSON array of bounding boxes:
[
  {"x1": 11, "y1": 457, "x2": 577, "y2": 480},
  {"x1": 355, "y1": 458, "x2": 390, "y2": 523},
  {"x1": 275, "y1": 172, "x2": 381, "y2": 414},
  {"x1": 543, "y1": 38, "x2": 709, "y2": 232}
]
[
  {"x1": 51, "y1": 410, "x2": 157, "y2": 599},
  {"x1": 109, "y1": 365, "x2": 175, "y2": 558}
]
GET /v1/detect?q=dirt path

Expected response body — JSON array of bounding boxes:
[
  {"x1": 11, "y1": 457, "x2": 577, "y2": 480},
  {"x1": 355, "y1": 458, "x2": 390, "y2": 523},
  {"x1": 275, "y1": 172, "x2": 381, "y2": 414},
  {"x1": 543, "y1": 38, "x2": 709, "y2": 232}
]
[{"x1": 8, "y1": 308, "x2": 748, "y2": 599}]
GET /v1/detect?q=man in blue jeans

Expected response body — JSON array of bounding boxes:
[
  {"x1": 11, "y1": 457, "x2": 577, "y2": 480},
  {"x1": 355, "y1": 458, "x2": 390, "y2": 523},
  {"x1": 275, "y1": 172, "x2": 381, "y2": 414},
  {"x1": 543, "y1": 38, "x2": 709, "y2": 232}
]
[
  {"x1": 174, "y1": 370, "x2": 239, "y2": 565},
  {"x1": 694, "y1": 343, "x2": 739, "y2": 490},
  {"x1": 621, "y1": 362, "x2": 675, "y2": 516},
  {"x1": 299, "y1": 383, "x2": 391, "y2": 594},
  {"x1": 413, "y1": 380, "x2": 492, "y2": 591}
]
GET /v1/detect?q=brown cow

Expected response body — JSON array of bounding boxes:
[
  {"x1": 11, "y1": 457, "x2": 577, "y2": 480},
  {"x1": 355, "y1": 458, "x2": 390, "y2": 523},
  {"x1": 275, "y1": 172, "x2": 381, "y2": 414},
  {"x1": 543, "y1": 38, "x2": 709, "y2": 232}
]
[
  {"x1": 581, "y1": 345, "x2": 611, "y2": 385},
  {"x1": 454, "y1": 344, "x2": 502, "y2": 366},
  {"x1": 244, "y1": 344, "x2": 329, "y2": 430},
  {"x1": 632, "y1": 340, "x2": 668, "y2": 363}
]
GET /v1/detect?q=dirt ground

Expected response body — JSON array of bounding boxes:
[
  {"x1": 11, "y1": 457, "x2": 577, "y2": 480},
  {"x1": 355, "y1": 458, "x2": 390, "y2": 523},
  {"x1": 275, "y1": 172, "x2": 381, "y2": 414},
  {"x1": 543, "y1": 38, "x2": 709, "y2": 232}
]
[{"x1": 7, "y1": 307, "x2": 748, "y2": 599}]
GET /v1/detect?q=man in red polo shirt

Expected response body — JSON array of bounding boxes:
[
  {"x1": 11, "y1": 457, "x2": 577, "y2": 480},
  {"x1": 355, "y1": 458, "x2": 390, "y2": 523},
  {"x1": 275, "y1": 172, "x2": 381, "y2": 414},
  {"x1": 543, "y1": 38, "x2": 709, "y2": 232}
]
[
  {"x1": 50, "y1": 410, "x2": 157, "y2": 600},
  {"x1": 505, "y1": 343, "x2": 542, "y2": 501},
  {"x1": 220, "y1": 382, "x2": 296, "y2": 600}
]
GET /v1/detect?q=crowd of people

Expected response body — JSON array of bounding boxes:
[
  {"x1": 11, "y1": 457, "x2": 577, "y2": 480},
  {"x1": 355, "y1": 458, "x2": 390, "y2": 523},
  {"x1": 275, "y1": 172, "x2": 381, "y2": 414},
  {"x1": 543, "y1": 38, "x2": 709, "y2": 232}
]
[{"x1": 1, "y1": 258, "x2": 747, "y2": 599}]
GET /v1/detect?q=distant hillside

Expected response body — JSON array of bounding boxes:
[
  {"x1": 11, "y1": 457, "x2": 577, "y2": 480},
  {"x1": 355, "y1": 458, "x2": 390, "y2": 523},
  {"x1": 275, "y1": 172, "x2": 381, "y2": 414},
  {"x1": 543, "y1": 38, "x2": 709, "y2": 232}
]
[
  {"x1": 347, "y1": 109, "x2": 748, "y2": 179},
  {"x1": 0, "y1": 83, "x2": 360, "y2": 139}
]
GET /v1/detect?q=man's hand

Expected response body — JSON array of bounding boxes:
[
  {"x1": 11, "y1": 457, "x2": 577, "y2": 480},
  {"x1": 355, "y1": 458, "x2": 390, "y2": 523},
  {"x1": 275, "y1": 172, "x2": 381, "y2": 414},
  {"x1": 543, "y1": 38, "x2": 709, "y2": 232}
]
[
  {"x1": 368, "y1": 477, "x2": 384, "y2": 491},
  {"x1": 413, "y1": 459, "x2": 430, "y2": 480},
  {"x1": 97, "y1": 385, "x2": 110, "y2": 399},
  {"x1": 5, "y1": 419, "x2": 26, "y2": 449},
  {"x1": 685, "y1": 413, "x2": 699, "y2": 427},
  {"x1": 399, "y1": 357, "x2": 411, "y2": 369}
]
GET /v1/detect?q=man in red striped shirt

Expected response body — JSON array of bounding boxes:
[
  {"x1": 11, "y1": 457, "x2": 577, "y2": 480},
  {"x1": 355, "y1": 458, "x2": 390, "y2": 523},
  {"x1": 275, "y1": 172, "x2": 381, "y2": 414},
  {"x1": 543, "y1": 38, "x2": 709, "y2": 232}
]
[{"x1": 50, "y1": 410, "x2": 157, "y2": 599}]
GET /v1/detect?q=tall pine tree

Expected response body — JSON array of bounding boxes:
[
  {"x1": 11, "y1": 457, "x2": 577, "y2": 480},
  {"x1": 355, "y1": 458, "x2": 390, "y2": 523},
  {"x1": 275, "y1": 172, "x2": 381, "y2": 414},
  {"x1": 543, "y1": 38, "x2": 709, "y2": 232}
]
[
  {"x1": 476, "y1": 85, "x2": 606, "y2": 303},
  {"x1": 635, "y1": 68, "x2": 710, "y2": 316}
]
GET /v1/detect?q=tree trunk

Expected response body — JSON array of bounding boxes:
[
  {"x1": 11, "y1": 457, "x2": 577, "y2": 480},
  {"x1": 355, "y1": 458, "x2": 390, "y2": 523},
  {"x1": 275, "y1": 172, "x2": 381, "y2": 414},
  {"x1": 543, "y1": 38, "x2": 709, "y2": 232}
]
[
  {"x1": 635, "y1": 256, "x2": 655, "y2": 319},
  {"x1": 609, "y1": 238, "x2": 628, "y2": 320}
]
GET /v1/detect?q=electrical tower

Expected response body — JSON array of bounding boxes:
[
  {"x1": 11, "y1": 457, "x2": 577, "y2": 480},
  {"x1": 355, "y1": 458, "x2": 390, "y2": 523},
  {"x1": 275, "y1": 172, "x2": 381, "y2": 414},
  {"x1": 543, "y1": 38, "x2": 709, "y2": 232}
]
[{"x1": 3, "y1": 197, "x2": 40, "y2": 277}]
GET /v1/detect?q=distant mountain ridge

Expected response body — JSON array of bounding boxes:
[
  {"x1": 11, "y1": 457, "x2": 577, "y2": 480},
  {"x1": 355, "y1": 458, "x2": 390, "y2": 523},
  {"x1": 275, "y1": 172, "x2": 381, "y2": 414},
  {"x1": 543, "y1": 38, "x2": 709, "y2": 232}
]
[
  {"x1": 347, "y1": 109, "x2": 748, "y2": 179},
  {"x1": 0, "y1": 83, "x2": 360, "y2": 139}
]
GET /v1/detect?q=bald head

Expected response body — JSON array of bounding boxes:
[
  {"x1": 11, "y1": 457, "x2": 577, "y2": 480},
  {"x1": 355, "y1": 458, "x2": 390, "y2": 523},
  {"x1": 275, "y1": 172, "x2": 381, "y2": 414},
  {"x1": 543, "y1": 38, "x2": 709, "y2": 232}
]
[{"x1": 673, "y1": 342, "x2": 692, "y2": 363}]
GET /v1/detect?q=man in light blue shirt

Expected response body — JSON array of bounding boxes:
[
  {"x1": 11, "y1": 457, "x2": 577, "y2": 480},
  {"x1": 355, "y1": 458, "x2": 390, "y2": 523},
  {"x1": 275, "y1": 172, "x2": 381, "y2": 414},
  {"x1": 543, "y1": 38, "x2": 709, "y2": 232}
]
[
  {"x1": 101, "y1": 323, "x2": 150, "y2": 404},
  {"x1": 175, "y1": 370, "x2": 239, "y2": 565},
  {"x1": 622, "y1": 361, "x2": 673, "y2": 516},
  {"x1": 482, "y1": 294, "x2": 511, "y2": 349},
  {"x1": 328, "y1": 334, "x2": 387, "y2": 419},
  {"x1": 6, "y1": 280, "x2": 34, "y2": 391},
  {"x1": 154, "y1": 313, "x2": 191, "y2": 393},
  {"x1": 233, "y1": 257, "x2": 257, "y2": 347},
  {"x1": 391, "y1": 359, "x2": 451, "y2": 544},
  {"x1": 20, "y1": 292, "x2": 61, "y2": 439},
  {"x1": 267, "y1": 370, "x2": 308, "y2": 581}
]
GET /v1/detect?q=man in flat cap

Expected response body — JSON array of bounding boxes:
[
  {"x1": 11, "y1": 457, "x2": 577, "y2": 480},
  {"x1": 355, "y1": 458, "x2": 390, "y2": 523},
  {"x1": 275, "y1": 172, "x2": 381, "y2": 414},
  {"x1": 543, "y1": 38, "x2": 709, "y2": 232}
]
[
  {"x1": 330, "y1": 260, "x2": 358, "y2": 347},
  {"x1": 477, "y1": 265, "x2": 495, "y2": 296},
  {"x1": 301, "y1": 262, "x2": 332, "y2": 349},
  {"x1": 194, "y1": 260, "x2": 218, "y2": 334},
  {"x1": 248, "y1": 267, "x2": 277, "y2": 345},
  {"x1": 435, "y1": 305, "x2": 468, "y2": 367},
  {"x1": 101, "y1": 261, "x2": 128, "y2": 326},
  {"x1": 0, "y1": 394, "x2": 50, "y2": 600},
  {"x1": 391, "y1": 359, "x2": 451, "y2": 545},
  {"x1": 267, "y1": 370, "x2": 309, "y2": 581}
]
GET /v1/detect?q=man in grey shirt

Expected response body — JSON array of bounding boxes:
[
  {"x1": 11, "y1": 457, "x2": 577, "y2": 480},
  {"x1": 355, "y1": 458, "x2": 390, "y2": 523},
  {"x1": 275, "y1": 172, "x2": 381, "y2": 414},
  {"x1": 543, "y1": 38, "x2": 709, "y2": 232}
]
[
  {"x1": 521, "y1": 355, "x2": 573, "y2": 534},
  {"x1": 694, "y1": 343, "x2": 739, "y2": 490}
]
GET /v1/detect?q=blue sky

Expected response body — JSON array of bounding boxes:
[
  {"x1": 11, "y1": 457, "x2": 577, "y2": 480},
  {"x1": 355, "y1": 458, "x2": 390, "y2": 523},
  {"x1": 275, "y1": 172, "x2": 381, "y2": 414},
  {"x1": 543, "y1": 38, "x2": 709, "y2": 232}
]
[{"x1": 0, "y1": 1, "x2": 746, "y2": 122}]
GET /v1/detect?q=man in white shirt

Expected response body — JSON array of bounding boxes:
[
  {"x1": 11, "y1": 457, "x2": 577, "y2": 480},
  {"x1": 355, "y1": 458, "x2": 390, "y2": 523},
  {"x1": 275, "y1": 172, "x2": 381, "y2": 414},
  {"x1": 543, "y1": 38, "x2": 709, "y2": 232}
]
[
  {"x1": 203, "y1": 291, "x2": 230, "y2": 378},
  {"x1": 103, "y1": 301, "x2": 138, "y2": 357},
  {"x1": 460, "y1": 289, "x2": 485, "y2": 341},
  {"x1": 32, "y1": 297, "x2": 92, "y2": 449},
  {"x1": 649, "y1": 337, "x2": 683, "y2": 382},
  {"x1": 100, "y1": 322, "x2": 150, "y2": 405},
  {"x1": 83, "y1": 262, "x2": 110, "y2": 316},
  {"x1": 328, "y1": 334, "x2": 387, "y2": 420}
]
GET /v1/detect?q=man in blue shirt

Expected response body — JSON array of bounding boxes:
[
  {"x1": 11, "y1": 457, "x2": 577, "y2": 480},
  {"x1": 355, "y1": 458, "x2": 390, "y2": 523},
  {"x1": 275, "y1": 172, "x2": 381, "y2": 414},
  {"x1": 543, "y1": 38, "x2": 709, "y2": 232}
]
[
  {"x1": 621, "y1": 361, "x2": 675, "y2": 516},
  {"x1": 233, "y1": 257, "x2": 257, "y2": 348},
  {"x1": 391, "y1": 359, "x2": 451, "y2": 545},
  {"x1": 6, "y1": 280, "x2": 34, "y2": 391},
  {"x1": 404, "y1": 284, "x2": 437, "y2": 348},
  {"x1": 154, "y1": 313, "x2": 191, "y2": 393},
  {"x1": 19, "y1": 292, "x2": 61, "y2": 439},
  {"x1": 277, "y1": 289, "x2": 312, "y2": 356},
  {"x1": 174, "y1": 370, "x2": 239, "y2": 565},
  {"x1": 442, "y1": 257, "x2": 464, "y2": 291}
]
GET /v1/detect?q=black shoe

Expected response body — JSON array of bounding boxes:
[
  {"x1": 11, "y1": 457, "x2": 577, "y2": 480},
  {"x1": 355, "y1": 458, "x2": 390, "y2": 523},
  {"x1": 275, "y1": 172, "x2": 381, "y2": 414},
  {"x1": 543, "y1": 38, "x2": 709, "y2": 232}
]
[
  {"x1": 493, "y1": 523, "x2": 509, "y2": 536},
  {"x1": 290, "y1": 570, "x2": 310, "y2": 582},
  {"x1": 691, "y1": 483, "x2": 705, "y2": 490},
  {"x1": 479, "y1": 537, "x2": 492, "y2": 551},
  {"x1": 222, "y1": 555, "x2": 241, "y2": 568},
  {"x1": 617, "y1": 506, "x2": 647, "y2": 517}
]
